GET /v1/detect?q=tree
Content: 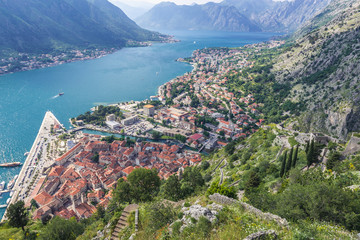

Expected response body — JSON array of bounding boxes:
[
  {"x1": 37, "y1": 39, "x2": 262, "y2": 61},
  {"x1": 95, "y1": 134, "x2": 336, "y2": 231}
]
[
  {"x1": 245, "y1": 171, "x2": 261, "y2": 193},
  {"x1": 152, "y1": 131, "x2": 162, "y2": 140},
  {"x1": 161, "y1": 175, "x2": 183, "y2": 201},
  {"x1": 30, "y1": 199, "x2": 38, "y2": 209},
  {"x1": 292, "y1": 145, "x2": 299, "y2": 168},
  {"x1": 95, "y1": 205, "x2": 106, "y2": 221},
  {"x1": 39, "y1": 216, "x2": 84, "y2": 240},
  {"x1": 326, "y1": 151, "x2": 341, "y2": 170},
  {"x1": 305, "y1": 141, "x2": 310, "y2": 154},
  {"x1": 6, "y1": 201, "x2": 28, "y2": 232},
  {"x1": 128, "y1": 168, "x2": 161, "y2": 202},
  {"x1": 91, "y1": 152, "x2": 99, "y2": 163},
  {"x1": 113, "y1": 178, "x2": 132, "y2": 204},
  {"x1": 182, "y1": 167, "x2": 204, "y2": 190},
  {"x1": 207, "y1": 181, "x2": 237, "y2": 198},
  {"x1": 307, "y1": 139, "x2": 315, "y2": 167},
  {"x1": 280, "y1": 151, "x2": 287, "y2": 177},
  {"x1": 147, "y1": 202, "x2": 176, "y2": 231},
  {"x1": 201, "y1": 161, "x2": 210, "y2": 170},
  {"x1": 286, "y1": 147, "x2": 293, "y2": 174}
]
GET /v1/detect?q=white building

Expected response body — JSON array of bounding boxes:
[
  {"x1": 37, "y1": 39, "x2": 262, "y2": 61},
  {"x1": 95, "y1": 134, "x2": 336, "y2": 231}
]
[
  {"x1": 106, "y1": 121, "x2": 121, "y2": 130},
  {"x1": 121, "y1": 116, "x2": 138, "y2": 126}
]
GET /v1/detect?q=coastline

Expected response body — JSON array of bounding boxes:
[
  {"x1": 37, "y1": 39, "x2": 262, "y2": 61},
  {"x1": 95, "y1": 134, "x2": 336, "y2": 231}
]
[
  {"x1": 2, "y1": 111, "x2": 61, "y2": 221},
  {"x1": 0, "y1": 38, "x2": 178, "y2": 76}
]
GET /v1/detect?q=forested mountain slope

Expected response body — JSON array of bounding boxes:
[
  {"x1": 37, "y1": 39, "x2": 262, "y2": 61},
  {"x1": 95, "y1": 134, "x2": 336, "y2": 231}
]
[{"x1": 0, "y1": 0, "x2": 163, "y2": 55}]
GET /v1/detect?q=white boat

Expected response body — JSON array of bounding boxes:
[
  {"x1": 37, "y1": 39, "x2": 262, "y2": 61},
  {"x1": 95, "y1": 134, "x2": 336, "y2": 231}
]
[
  {"x1": 6, "y1": 198, "x2": 11, "y2": 204},
  {"x1": 7, "y1": 175, "x2": 18, "y2": 190},
  {"x1": 24, "y1": 152, "x2": 29, "y2": 156},
  {"x1": 0, "y1": 181, "x2": 5, "y2": 191},
  {"x1": 10, "y1": 191, "x2": 13, "y2": 197}
]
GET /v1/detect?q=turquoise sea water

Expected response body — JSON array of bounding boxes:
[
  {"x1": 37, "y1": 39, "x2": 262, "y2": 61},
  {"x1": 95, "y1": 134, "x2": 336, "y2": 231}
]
[{"x1": 0, "y1": 31, "x2": 280, "y2": 217}]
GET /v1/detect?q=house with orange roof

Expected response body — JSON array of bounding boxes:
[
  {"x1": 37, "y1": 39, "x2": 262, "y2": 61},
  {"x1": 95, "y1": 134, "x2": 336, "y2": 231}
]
[
  {"x1": 33, "y1": 191, "x2": 54, "y2": 207},
  {"x1": 48, "y1": 166, "x2": 65, "y2": 180},
  {"x1": 55, "y1": 143, "x2": 82, "y2": 165},
  {"x1": 122, "y1": 166, "x2": 134, "y2": 176},
  {"x1": 75, "y1": 203, "x2": 96, "y2": 219},
  {"x1": 61, "y1": 167, "x2": 81, "y2": 183},
  {"x1": 54, "y1": 208, "x2": 77, "y2": 220}
]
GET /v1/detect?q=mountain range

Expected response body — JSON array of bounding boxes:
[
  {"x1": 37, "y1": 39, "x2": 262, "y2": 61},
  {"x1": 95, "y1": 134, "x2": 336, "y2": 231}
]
[
  {"x1": 136, "y1": 2, "x2": 261, "y2": 32},
  {"x1": 0, "y1": 0, "x2": 164, "y2": 56},
  {"x1": 136, "y1": 0, "x2": 332, "y2": 32}
]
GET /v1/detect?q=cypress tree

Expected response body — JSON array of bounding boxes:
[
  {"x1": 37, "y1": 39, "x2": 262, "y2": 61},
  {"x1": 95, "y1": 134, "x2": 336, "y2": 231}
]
[
  {"x1": 307, "y1": 139, "x2": 315, "y2": 167},
  {"x1": 286, "y1": 147, "x2": 293, "y2": 173},
  {"x1": 305, "y1": 141, "x2": 310, "y2": 154},
  {"x1": 292, "y1": 145, "x2": 299, "y2": 168},
  {"x1": 280, "y1": 151, "x2": 287, "y2": 177}
]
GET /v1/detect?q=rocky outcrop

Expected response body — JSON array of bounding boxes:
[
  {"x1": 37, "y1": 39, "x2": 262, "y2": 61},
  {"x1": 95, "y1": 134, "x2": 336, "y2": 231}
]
[
  {"x1": 92, "y1": 222, "x2": 111, "y2": 240},
  {"x1": 182, "y1": 204, "x2": 219, "y2": 223},
  {"x1": 244, "y1": 230, "x2": 277, "y2": 240},
  {"x1": 209, "y1": 193, "x2": 289, "y2": 228},
  {"x1": 169, "y1": 203, "x2": 223, "y2": 234},
  {"x1": 343, "y1": 135, "x2": 360, "y2": 156}
]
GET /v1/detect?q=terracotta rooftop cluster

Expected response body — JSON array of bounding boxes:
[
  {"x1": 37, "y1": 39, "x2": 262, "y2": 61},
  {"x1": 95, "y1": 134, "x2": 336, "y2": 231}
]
[{"x1": 31, "y1": 135, "x2": 201, "y2": 220}]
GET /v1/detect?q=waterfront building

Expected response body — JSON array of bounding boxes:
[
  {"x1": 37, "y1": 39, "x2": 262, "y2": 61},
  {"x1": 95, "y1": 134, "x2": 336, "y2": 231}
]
[
  {"x1": 121, "y1": 116, "x2": 138, "y2": 126},
  {"x1": 106, "y1": 121, "x2": 121, "y2": 130},
  {"x1": 143, "y1": 105, "x2": 155, "y2": 117},
  {"x1": 106, "y1": 114, "x2": 116, "y2": 122}
]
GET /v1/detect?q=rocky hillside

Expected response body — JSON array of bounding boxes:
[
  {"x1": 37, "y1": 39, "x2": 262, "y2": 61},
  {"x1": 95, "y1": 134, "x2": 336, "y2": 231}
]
[
  {"x1": 0, "y1": 0, "x2": 164, "y2": 55},
  {"x1": 136, "y1": 2, "x2": 261, "y2": 32},
  {"x1": 255, "y1": 0, "x2": 332, "y2": 32},
  {"x1": 222, "y1": 0, "x2": 331, "y2": 32},
  {"x1": 272, "y1": 0, "x2": 360, "y2": 140}
]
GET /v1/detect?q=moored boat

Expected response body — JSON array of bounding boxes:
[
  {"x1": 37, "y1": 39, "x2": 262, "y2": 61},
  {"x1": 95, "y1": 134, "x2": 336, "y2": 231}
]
[
  {"x1": 7, "y1": 175, "x2": 18, "y2": 190},
  {"x1": 0, "y1": 162, "x2": 22, "y2": 167},
  {"x1": 0, "y1": 181, "x2": 5, "y2": 191}
]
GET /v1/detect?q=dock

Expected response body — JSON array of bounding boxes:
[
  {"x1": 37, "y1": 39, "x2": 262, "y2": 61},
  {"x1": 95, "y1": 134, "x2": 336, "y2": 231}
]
[
  {"x1": 2, "y1": 111, "x2": 61, "y2": 221},
  {"x1": 0, "y1": 190, "x2": 10, "y2": 195}
]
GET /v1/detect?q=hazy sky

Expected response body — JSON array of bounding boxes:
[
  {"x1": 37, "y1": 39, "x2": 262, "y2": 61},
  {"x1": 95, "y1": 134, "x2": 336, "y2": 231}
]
[
  {"x1": 146, "y1": 0, "x2": 222, "y2": 3},
  {"x1": 125, "y1": 0, "x2": 222, "y2": 5}
]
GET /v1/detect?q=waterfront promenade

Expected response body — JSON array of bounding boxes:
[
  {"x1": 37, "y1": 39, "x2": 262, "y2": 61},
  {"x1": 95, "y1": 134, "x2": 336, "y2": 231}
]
[{"x1": 2, "y1": 111, "x2": 60, "y2": 221}]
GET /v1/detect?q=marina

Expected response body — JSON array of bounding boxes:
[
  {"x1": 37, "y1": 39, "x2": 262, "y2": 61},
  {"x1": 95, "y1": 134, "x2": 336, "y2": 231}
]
[{"x1": 2, "y1": 111, "x2": 62, "y2": 221}]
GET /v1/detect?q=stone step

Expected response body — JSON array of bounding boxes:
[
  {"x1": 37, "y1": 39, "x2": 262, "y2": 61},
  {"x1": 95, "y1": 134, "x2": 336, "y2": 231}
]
[
  {"x1": 118, "y1": 222, "x2": 126, "y2": 228},
  {"x1": 111, "y1": 234, "x2": 118, "y2": 240},
  {"x1": 118, "y1": 219, "x2": 128, "y2": 226}
]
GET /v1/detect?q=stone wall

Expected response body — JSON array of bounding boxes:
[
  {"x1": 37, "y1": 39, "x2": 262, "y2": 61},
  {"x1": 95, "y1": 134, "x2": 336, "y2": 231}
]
[{"x1": 209, "y1": 193, "x2": 289, "y2": 228}]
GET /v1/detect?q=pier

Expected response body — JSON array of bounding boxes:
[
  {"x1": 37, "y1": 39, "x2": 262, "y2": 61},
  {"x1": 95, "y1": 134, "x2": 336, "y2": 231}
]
[
  {"x1": 0, "y1": 190, "x2": 10, "y2": 195},
  {"x1": 2, "y1": 111, "x2": 61, "y2": 221}
]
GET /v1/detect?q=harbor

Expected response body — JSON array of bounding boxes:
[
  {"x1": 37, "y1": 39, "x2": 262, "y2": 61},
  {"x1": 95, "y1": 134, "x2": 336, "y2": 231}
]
[{"x1": 2, "y1": 111, "x2": 62, "y2": 221}]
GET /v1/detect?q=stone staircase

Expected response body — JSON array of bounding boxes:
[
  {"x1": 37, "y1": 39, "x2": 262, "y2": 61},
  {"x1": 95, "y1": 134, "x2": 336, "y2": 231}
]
[{"x1": 111, "y1": 204, "x2": 139, "y2": 240}]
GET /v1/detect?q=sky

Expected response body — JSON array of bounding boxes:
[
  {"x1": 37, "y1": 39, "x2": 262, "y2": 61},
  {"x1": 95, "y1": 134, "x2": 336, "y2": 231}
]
[
  {"x1": 123, "y1": 0, "x2": 223, "y2": 6},
  {"x1": 144, "y1": 0, "x2": 222, "y2": 4}
]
